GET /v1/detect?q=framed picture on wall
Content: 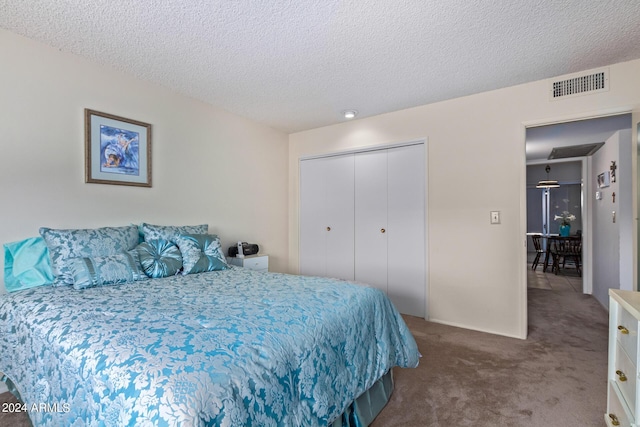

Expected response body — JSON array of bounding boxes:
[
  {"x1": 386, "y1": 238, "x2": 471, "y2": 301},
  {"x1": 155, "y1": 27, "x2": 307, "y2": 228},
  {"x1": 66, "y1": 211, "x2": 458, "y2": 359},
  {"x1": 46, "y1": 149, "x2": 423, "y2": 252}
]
[
  {"x1": 85, "y1": 109, "x2": 152, "y2": 187},
  {"x1": 597, "y1": 171, "x2": 610, "y2": 189}
]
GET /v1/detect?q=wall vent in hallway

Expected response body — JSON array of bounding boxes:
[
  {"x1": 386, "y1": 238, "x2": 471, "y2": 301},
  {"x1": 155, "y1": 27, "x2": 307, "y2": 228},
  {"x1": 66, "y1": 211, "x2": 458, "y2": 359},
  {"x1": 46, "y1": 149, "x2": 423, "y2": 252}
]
[{"x1": 549, "y1": 68, "x2": 609, "y2": 100}]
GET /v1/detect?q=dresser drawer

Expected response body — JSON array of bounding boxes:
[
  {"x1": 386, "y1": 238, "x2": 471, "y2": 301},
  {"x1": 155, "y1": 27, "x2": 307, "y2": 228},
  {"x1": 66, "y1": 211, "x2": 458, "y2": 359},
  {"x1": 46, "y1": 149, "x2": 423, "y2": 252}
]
[
  {"x1": 617, "y1": 307, "x2": 638, "y2": 362},
  {"x1": 614, "y1": 340, "x2": 637, "y2": 417},
  {"x1": 607, "y1": 381, "x2": 634, "y2": 427}
]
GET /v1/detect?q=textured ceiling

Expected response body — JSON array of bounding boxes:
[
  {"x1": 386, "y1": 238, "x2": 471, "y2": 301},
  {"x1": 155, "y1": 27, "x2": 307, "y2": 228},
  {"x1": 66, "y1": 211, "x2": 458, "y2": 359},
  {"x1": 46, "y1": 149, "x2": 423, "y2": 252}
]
[{"x1": 2, "y1": 0, "x2": 640, "y2": 133}]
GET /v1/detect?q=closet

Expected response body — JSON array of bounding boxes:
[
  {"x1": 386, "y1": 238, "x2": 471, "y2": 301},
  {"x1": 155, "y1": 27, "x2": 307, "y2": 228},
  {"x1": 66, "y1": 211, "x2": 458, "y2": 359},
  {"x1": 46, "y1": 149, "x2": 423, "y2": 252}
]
[{"x1": 299, "y1": 142, "x2": 426, "y2": 317}]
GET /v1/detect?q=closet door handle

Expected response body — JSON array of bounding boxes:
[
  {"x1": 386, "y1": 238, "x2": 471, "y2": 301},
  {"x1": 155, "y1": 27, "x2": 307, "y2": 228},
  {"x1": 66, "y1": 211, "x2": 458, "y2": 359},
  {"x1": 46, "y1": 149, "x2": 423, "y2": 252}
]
[
  {"x1": 616, "y1": 370, "x2": 628, "y2": 382},
  {"x1": 380, "y1": 228, "x2": 386, "y2": 233},
  {"x1": 618, "y1": 325, "x2": 629, "y2": 334},
  {"x1": 326, "y1": 226, "x2": 331, "y2": 231}
]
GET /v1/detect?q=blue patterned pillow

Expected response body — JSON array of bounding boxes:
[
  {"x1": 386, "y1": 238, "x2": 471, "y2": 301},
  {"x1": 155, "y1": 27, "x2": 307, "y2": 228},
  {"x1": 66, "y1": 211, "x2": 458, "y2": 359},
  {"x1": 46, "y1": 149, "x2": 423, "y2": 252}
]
[
  {"x1": 141, "y1": 223, "x2": 208, "y2": 243},
  {"x1": 136, "y1": 239, "x2": 183, "y2": 278},
  {"x1": 174, "y1": 234, "x2": 229, "y2": 274},
  {"x1": 69, "y1": 250, "x2": 145, "y2": 290},
  {"x1": 39, "y1": 225, "x2": 140, "y2": 286}
]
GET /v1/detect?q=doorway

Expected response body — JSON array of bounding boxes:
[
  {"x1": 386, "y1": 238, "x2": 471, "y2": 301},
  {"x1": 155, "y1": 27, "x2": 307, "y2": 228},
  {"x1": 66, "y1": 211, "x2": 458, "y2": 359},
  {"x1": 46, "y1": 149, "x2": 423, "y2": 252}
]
[
  {"x1": 526, "y1": 161, "x2": 584, "y2": 291},
  {"x1": 525, "y1": 114, "x2": 632, "y2": 297}
]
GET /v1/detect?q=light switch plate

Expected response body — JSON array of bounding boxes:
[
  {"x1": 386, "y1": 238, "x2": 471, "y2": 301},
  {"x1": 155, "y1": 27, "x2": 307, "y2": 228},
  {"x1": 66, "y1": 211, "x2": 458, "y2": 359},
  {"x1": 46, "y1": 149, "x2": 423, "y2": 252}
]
[{"x1": 490, "y1": 211, "x2": 500, "y2": 224}]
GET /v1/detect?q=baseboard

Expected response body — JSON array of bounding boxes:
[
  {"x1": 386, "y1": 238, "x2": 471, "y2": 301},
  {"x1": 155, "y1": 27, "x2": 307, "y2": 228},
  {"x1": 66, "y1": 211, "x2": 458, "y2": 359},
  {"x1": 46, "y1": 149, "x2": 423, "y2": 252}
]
[{"x1": 428, "y1": 318, "x2": 527, "y2": 340}]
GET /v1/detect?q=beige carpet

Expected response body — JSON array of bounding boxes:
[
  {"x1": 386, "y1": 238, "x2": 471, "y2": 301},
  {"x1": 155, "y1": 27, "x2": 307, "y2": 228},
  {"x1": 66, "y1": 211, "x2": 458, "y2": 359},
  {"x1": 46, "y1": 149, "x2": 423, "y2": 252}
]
[
  {"x1": 373, "y1": 286, "x2": 608, "y2": 426},
  {"x1": 0, "y1": 287, "x2": 608, "y2": 427},
  {"x1": 0, "y1": 391, "x2": 31, "y2": 427}
]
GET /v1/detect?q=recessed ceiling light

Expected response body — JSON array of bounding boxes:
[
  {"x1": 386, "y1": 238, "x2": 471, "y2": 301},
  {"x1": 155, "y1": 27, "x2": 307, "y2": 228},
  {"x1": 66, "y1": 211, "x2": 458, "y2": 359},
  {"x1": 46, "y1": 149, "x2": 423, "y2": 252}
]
[{"x1": 342, "y1": 110, "x2": 358, "y2": 119}]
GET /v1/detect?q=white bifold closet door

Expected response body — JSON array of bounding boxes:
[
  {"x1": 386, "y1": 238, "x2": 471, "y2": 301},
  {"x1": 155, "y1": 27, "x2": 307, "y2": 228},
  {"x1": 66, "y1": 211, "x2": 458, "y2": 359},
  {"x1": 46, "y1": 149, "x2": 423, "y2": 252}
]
[
  {"x1": 354, "y1": 150, "x2": 388, "y2": 289},
  {"x1": 300, "y1": 143, "x2": 425, "y2": 317},
  {"x1": 299, "y1": 154, "x2": 355, "y2": 280},
  {"x1": 355, "y1": 144, "x2": 425, "y2": 317},
  {"x1": 387, "y1": 144, "x2": 426, "y2": 317}
]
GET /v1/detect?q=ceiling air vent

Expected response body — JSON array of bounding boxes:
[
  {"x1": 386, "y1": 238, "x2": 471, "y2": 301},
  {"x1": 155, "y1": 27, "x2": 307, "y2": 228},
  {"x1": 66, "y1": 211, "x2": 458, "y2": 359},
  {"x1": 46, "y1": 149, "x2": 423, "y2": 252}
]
[
  {"x1": 548, "y1": 142, "x2": 605, "y2": 160},
  {"x1": 549, "y1": 68, "x2": 609, "y2": 100}
]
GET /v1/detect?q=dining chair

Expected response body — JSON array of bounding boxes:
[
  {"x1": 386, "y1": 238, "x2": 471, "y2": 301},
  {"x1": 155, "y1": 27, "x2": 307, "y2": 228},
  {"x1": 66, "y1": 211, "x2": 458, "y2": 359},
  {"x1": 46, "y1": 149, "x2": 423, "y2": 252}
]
[
  {"x1": 549, "y1": 236, "x2": 582, "y2": 276},
  {"x1": 530, "y1": 234, "x2": 545, "y2": 271}
]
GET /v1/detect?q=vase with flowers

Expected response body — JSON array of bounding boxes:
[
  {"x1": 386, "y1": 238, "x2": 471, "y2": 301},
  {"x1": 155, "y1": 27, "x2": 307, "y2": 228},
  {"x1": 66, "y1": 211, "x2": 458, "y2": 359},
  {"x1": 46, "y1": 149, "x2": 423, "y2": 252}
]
[{"x1": 554, "y1": 211, "x2": 576, "y2": 237}]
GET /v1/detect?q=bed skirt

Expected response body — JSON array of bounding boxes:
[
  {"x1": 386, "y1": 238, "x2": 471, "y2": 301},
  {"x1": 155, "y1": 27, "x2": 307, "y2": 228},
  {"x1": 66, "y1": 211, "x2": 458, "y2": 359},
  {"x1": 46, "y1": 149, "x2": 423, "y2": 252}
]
[
  {"x1": 1, "y1": 373, "x2": 22, "y2": 402},
  {"x1": 1, "y1": 370, "x2": 394, "y2": 427},
  {"x1": 330, "y1": 369, "x2": 394, "y2": 427}
]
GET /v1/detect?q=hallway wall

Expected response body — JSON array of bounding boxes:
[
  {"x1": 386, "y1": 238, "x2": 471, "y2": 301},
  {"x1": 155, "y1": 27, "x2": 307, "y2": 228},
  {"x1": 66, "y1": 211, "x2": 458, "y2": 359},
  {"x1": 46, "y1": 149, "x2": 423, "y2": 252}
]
[{"x1": 592, "y1": 129, "x2": 633, "y2": 308}]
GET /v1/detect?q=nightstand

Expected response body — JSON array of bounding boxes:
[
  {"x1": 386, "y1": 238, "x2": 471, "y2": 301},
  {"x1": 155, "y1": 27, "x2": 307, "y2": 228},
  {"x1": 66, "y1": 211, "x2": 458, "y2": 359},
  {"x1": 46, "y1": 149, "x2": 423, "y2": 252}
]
[{"x1": 227, "y1": 254, "x2": 269, "y2": 272}]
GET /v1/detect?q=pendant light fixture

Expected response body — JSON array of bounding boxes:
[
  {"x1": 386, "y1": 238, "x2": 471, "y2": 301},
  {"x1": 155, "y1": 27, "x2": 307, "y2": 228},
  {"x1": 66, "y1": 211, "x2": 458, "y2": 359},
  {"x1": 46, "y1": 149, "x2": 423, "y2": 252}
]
[{"x1": 536, "y1": 165, "x2": 560, "y2": 189}]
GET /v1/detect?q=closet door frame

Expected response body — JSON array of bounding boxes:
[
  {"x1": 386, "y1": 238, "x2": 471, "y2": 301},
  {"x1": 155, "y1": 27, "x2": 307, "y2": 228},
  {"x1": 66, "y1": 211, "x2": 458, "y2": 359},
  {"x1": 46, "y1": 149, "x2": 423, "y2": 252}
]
[{"x1": 299, "y1": 139, "x2": 430, "y2": 319}]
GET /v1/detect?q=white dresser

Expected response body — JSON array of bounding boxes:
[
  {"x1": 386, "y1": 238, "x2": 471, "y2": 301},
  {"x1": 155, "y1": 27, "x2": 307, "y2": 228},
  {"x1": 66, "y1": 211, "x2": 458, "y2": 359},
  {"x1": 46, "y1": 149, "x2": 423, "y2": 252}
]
[
  {"x1": 607, "y1": 290, "x2": 640, "y2": 426},
  {"x1": 227, "y1": 254, "x2": 269, "y2": 272}
]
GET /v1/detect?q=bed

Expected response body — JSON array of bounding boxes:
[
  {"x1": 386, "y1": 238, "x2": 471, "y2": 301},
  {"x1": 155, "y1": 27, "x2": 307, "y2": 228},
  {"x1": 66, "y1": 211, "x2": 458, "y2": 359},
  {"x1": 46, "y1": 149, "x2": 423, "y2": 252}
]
[{"x1": 0, "y1": 224, "x2": 420, "y2": 426}]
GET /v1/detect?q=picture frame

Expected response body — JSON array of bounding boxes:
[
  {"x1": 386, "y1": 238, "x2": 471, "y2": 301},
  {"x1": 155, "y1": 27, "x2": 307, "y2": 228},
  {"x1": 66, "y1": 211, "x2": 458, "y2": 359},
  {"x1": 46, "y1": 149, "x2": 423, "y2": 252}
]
[
  {"x1": 85, "y1": 109, "x2": 152, "y2": 187},
  {"x1": 597, "y1": 171, "x2": 610, "y2": 189}
]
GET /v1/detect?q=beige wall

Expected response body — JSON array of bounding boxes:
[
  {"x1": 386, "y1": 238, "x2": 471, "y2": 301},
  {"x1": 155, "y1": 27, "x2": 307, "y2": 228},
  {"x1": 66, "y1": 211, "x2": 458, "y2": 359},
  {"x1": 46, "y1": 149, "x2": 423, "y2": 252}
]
[
  {"x1": 289, "y1": 61, "x2": 640, "y2": 339},
  {"x1": 0, "y1": 29, "x2": 289, "y2": 292}
]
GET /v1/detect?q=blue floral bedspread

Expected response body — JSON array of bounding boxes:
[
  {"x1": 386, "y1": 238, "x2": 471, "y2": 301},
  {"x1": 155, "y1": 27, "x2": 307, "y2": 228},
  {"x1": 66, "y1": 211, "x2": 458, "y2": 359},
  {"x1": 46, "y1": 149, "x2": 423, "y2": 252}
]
[{"x1": 0, "y1": 267, "x2": 420, "y2": 426}]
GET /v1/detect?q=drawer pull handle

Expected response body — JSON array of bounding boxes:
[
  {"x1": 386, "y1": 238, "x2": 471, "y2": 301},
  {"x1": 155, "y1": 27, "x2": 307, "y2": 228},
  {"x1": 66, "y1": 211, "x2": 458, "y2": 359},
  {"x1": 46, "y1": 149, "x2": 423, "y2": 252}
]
[
  {"x1": 616, "y1": 370, "x2": 627, "y2": 382},
  {"x1": 618, "y1": 325, "x2": 629, "y2": 334},
  {"x1": 380, "y1": 228, "x2": 386, "y2": 234},
  {"x1": 326, "y1": 226, "x2": 331, "y2": 231},
  {"x1": 608, "y1": 413, "x2": 620, "y2": 426}
]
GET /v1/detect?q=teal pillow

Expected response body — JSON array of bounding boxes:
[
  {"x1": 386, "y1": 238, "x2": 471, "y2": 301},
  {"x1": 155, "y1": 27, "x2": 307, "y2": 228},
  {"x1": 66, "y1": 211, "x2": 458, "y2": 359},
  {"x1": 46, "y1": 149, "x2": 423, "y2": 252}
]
[
  {"x1": 174, "y1": 234, "x2": 229, "y2": 275},
  {"x1": 141, "y1": 223, "x2": 208, "y2": 243},
  {"x1": 136, "y1": 239, "x2": 183, "y2": 278},
  {"x1": 69, "y1": 250, "x2": 145, "y2": 290},
  {"x1": 3, "y1": 237, "x2": 54, "y2": 292},
  {"x1": 39, "y1": 225, "x2": 139, "y2": 286}
]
